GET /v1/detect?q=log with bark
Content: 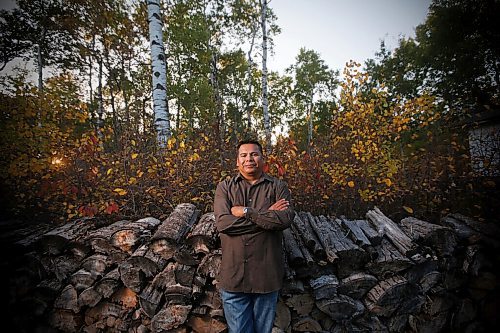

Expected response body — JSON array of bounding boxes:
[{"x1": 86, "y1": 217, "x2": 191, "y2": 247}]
[
  {"x1": 366, "y1": 207, "x2": 416, "y2": 255},
  {"x1": 4, "y1": 205, "x2": 499, "y2": 332},
  {"x1": 151, "y1": 203, "x2": 200, "y2": 259},
  {"x1": 186, "y1": 212, "x2": 218, "y2": 255}
]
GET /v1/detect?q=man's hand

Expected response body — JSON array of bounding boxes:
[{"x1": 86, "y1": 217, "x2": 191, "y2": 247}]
[
  {"x1": 231, "y1": 199, "x2": 289, "y2": 217},
  {"x1": 268, "y1": 198, "x2": 290, "y2": 211},
  {"x1": 231, "y1": 206, "x2": 245, "y2": 217}
]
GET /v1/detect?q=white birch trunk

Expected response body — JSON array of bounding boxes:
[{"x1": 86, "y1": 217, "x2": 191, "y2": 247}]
[
  {"x1": 147, "y1": 0, "x2": 171, "y2": 147},
  {"x1": 260, "y1": 0, "x2": 271, "y2": 150}
]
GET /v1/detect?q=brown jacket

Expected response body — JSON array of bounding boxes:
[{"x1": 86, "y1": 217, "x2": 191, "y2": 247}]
[{"x1": 214, "y1": 173, "x2": 295, "y2": 293}]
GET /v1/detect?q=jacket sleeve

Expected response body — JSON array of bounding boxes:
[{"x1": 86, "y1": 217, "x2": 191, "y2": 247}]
[
  {"x1": 246, "y1": 180, "x2": 295, "y2": 231},
  {"x1": 214, "y1": 180, "x2": 261, "y2": 235}
]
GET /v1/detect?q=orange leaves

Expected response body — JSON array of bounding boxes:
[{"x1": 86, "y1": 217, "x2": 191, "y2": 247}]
[
  {"x1": 347, "y1": 181, "x2": 355, "y2": 188},
  {"x1": 105, "y1": 202, "x2": 120, "y2": 214}
]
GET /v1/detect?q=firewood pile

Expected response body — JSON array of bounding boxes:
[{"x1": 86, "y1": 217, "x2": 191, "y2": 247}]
[{"x1": 2, "y1": 203, "x2": 499, "y2": 332}]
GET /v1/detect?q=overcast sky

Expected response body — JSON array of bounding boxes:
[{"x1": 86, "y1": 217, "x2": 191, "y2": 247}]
[
  {"x1": 268, "y1": 0, "x2": 431, "y2": 74},
  {"x1": 0, "y1": 0, "x2": 432, "y2": 77}
]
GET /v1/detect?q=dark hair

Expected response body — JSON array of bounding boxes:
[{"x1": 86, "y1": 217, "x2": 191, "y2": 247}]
[{"x1": 237, "y1": 139, "x2": 263, "y2": 155}]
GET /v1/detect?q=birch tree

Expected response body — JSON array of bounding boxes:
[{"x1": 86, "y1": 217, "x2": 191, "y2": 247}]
[
  {"x1": 288, "y1": 48, "x2": 338, "y2": 151},
  {"x1": 147, "y1": 0, "x2": 171, "y2": 147},
  {"x1": 260, "y1": 0, "x2": 271, "y2": 151}
]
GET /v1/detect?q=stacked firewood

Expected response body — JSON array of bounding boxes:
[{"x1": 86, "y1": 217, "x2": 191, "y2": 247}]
[{"x1": 3, "y1": 204, "x2": 499, "y2": 332}]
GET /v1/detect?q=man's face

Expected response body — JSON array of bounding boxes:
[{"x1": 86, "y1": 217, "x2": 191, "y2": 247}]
[{"x1": 237, "y1": 143, "x2": 264, "y2": 178}]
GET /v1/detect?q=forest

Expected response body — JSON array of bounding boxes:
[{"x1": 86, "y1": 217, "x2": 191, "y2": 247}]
[{"x1": 0, "y1": 0, "x2": 499, "y2": 224}]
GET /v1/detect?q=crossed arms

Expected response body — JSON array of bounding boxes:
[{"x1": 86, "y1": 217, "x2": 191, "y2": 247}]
[{"x1": 214, "y1": 180, "x2": 295, "y2": 236}]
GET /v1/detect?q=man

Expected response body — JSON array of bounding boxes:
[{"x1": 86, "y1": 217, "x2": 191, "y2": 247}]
[{"x1": 214, "y1": 139, "x2": 295, "y2": 333}]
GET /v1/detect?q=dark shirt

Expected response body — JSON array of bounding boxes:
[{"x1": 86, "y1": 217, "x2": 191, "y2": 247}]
[{"x1": 214, "y1": 173, "x2": 295, "y2": 293}]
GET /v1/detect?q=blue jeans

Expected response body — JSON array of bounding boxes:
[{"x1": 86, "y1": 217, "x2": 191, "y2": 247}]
[{"x1": 220, "y1": 289, "x2": 279, "y2": 333}]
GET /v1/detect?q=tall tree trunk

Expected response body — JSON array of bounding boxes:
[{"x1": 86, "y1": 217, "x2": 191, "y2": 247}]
[
  {"x1": 97, "y1": 57, "x2": 104, "y2": 140},
  {"x1": 246, "y1": 18, "x2": 258, "y2": 131},
  {"x1": 260, "y1": 0, "x2": 271, "y2": 152},
  {"x1": 307, "y1": 98, "x2": 313, "y2": 152},
  {"x1": 210, "y1": 52, "x2": 224, "y2": 149},
  {"x1": 147, "y1": 0, "x2": 171, "y2": 148},
  {"x1": 37, "y1": 43, "x2": 43, "y2": 92}
]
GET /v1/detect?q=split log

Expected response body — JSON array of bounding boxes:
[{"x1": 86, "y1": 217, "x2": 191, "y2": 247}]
[
  {"x1": 70, "y1": 269, "x2": 98, "y2": 291},
  {"x1": 366, "y1": 207, "x2": 416, "y2": 255},
  {"x1": 165, "y1": 284, "x2": 192, "y2": 304},
  {"x1": 84, "y1": 301, "x2": 123, "y2": 326},
  {"x1": 119, "y1": 244, "x2": 168, "y2": 293},
  {"x1": 405, "y1": 260, "x2": 441, "y2": 293},
  {"x1": 311, "y1": 215, "x2": 368, "y2": 276},
  {"x1": 37, "y1": 218, "x2": 94, "y2": 256},
  {"x1": 364, "y1": 275, "x2": 420, "y2": 317},
  {"x1": 186, "y1": 212, "x2": 218, "y2": 255},
  {"x1": 400, "y1": 217, "x2": 457, "y2": 256},
  {"x1": 283, "y1": 227, "x2": 306, "y2": 267},
  {"x1": 187, "y1": 315, "x2": 227, "y2": 333},
  {"x1": 292, "y1": 317, "x2": 322, "y2": 332},
  {"x1": 317, "y1": 294, "x2": 365, "y2": 321},
  {"x1": 94, "y1": 268, "x2": 121, "y2": 298},
  {"x1": 139, "y1": 262, "x2": 176, "y2": 317},
  {"x1": 355, "y1": 219, "x2": 382, "y2": 245},
  {"x1": 339, "y1": 272, "x2": 378, "y2": 299},
  {"x1": 274, "y1": 299, "x2": 291, "y2": 331},
  {"x1": 151, "y1": 304, "x2": 192, "y2": 332},
  {"x1": 78, "y1": 286, "x2": 102, "y2": 308},
  {"x1": 198, "y1": 288, "x2": 222, "y2": 310},
  {"x1": 40, "y1": 253, "x2": 82, "y2": 282},
  {"x1": 151, "y1": 203, "x2": 200, "y2": 259},
  {"x1": 111, "y1": 287, "x2": 138, "y2": 309},
  {"x1": 310, "y1": 274, "x2": 339, "y2": 300},
  {"x1": 282, "y1": 246, "x2": 296, "y2": 282},
  {"x1": 54, "y1": 284, "x2": 79, "y2": 313},
  {"x1": 307, "y1": 214, "x2": 339, "y2": 263},
  {"x1": 197, "y1": 249, "x2": 221, "y2": 279},
  {"x1": 86, "y1": 217, "x2": 159, "y2": 254},
  {"x1": 282, "y1": 278, "x2": 305, "y2": 296},
  {"x1": 291, "y1": 224, "x2": 315, "y2": 266},
  {"x1": 338, "y1": 217, "x2": 372, "y2": 248},
  {"x1": 285, "y1": 293, "x2": 315, "y2": 316},
  {"x1": 174, "y1": 244, "x2": 200, "y2": 266},
  {"x1": 175, "y1": 263, "x2": 196, "y2": 286},
  {"x1": 82, "y1": 254, "x2": 108, "y2": 276},
  {"x1": 295, "y1": 213, "x2": 326, "y2": 259},
  {"x1": 366, "y1": 239, "x2": 413, "y2": 278}
]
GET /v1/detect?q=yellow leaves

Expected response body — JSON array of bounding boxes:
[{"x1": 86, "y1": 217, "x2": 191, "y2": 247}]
[
  {"x1": 383, "y1": 178, "x2": 392, "y2": 187},
  {"x1": 348, "y1": 181, "x2": 355, "y2": 188},
  {"x1": 107, "y1": 168, "x2": 113, "y2": 175},
  {"x1": 189, "y1": 152, "x2": 201, "y2": 162},
  {"x1": 403, "y1": 206, "x2": 413, "y2": 214},
  {"x1": 129, "y1": 177, "x2": 137, "y2": 184},
  {"x1": 114, "y1": 188, "x2": 127, "y2": 196},
  {"x1": 131, "y1": 153, "x2": 138, "y2": 159}
]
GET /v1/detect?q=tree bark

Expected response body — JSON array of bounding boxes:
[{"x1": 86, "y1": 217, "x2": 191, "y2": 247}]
[{"x1": 147, "y1": 0, "x2": 171, "y2": 146}]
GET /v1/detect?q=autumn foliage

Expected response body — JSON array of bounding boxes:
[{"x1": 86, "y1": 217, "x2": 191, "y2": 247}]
[{"x1": 0, "y1": 64, "x2": 497, "y2": 223}]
